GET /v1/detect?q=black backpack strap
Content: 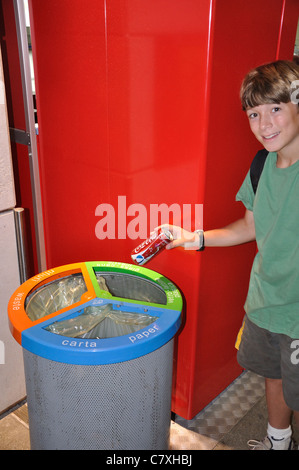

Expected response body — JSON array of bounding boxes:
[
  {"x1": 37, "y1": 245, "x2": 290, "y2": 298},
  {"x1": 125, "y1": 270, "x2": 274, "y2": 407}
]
[{"x1": 250, "y1": 149, "x2": 269, "y2": 194}]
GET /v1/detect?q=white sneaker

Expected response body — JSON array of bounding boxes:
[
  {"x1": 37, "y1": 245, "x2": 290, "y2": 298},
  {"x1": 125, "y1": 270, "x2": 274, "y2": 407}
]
[{"x1": 248, "y1": 435, "x2": 297, "y2": 450}]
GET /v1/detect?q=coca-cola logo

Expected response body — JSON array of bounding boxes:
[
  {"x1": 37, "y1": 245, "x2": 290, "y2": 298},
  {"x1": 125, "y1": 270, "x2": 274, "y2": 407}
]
[{"x1": 133, "y1": 232, "x2": 156, "y2": 253}]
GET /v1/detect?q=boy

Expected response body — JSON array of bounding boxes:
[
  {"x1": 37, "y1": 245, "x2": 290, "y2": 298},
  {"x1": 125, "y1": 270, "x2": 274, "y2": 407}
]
[{"x1": 163, "y1": 60, "x2": 299, "y2": 450}]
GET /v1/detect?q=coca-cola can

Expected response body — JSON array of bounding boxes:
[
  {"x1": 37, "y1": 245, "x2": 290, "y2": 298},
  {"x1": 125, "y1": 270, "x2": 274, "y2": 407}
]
[{"x1": 131, "y1": 227, "x2": 173, "y2": 265}]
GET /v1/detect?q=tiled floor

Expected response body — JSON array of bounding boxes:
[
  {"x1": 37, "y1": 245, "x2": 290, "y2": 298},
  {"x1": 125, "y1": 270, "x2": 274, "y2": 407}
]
[{"x1": 0, "y1": 371, "x2": 296, "y2": 450}]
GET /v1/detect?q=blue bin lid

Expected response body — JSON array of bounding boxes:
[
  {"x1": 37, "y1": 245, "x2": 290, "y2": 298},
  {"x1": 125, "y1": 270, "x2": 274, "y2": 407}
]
[
  {"x1": 22, "y1": 298, "x2": 181, "y2": 364},
  {"x1": 8, "y1": 262, "x2": 182, "y2": 365}
]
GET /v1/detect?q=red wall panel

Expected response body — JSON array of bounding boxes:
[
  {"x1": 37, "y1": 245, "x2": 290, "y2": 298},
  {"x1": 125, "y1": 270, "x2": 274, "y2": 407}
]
[
  {"x1": 276, "y1": 0, "x2": 299, "y2": 59},
  {"x1": 28, "y1": 0, "x2": 111, "y2": 266}
]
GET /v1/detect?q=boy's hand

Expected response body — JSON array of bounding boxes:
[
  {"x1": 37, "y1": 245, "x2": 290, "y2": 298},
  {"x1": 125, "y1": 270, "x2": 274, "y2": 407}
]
[{"x1": 154, "y1": 225, "x2": 201, "y2": 250}]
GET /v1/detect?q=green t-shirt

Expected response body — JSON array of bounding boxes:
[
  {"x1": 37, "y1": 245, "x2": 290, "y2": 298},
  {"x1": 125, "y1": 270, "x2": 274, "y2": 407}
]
[{"x1": 236, "y1": 151, "x2": 299, "y2": 338}]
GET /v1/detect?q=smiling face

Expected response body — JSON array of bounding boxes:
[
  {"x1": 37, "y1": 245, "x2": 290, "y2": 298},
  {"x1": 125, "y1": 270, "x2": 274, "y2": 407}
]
[
  {"x1": 246, "y1": 102, "x2": 299, "y2": 161},
  {"x1": 240, "y1": 61, "x2": 299, "y2": 162}
]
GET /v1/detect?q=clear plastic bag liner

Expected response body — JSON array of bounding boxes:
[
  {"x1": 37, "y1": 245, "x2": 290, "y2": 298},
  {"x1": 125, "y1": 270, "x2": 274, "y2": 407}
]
[
  {"x1": 25, "y1": 272, "x2": 165, "y2": 323},
  {"x1": 95, "y1": 272, "x2": 167, "y2": 305},
  {"x1": 45, "y1": 303, "x2": 158, "y2": 339},
  {"x1": 26, "y1": 274, "x2": 88, "y2": 321}
]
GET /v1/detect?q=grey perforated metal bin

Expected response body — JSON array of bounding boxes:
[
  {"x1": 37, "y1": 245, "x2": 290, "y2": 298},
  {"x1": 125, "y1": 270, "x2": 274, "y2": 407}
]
[{"x1": 8, "y1": 262, "x2": 182, "y2": 450}]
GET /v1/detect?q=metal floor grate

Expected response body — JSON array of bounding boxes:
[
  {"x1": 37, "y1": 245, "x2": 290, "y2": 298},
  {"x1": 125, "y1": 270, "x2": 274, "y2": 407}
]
[{"x1": 170, "y1": 371, "x2": 265, "y2": 450}]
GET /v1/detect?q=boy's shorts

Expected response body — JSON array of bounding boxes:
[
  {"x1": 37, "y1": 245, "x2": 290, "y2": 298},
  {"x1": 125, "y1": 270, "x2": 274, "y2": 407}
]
[{"x1": 236, "y1": 315, "x2": 299, "y2": 411}]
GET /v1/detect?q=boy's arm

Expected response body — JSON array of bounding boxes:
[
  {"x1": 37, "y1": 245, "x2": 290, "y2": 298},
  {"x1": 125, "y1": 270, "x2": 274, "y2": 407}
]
[
  {"x1": 204, "y1": 209, "x2": 255, "y2": 247},
  {"x1": 163, "y1": 209, "x2": 255, "y2": 250}
]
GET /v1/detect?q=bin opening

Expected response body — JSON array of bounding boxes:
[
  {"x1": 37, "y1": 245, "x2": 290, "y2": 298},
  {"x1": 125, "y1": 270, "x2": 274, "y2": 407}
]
[
  {"x1": 25, "y1": 272, "x2": 167, "y2": 324},
  {"x1": 94, "y1": 271, "x2": 167, "y2": 305},
  {"x1": 44, "y1": 303, "x2": 158, "y2": 339},
  {"x1": 25, "y1": 273, "x2": 87, "y2": 321}
]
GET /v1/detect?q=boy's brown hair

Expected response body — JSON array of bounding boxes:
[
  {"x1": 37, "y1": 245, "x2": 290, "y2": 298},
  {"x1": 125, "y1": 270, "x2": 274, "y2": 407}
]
[{"x1": 240, "y1": 60, "x2": 299, "y2": 110}]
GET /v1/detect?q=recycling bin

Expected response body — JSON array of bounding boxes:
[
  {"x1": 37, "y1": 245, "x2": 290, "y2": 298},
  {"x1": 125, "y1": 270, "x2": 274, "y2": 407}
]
[{"x1": 8, "y1": 261, "x2": 182, "y2": 450}]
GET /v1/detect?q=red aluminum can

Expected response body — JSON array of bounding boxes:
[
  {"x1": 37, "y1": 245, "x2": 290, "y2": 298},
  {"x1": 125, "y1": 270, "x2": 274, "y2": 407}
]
[{"x1": 131, "y1": 227, "x2": 173, "y2": 265}]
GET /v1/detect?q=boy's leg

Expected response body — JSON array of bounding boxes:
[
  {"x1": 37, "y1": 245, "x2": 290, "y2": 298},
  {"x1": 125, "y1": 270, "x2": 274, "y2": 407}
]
[
  {"x1": 237, "y1": 317, "x2": 296, "y2": 449},
  {"x1": 265, "y1": 377, "x2": 292, "y2": 428}
]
